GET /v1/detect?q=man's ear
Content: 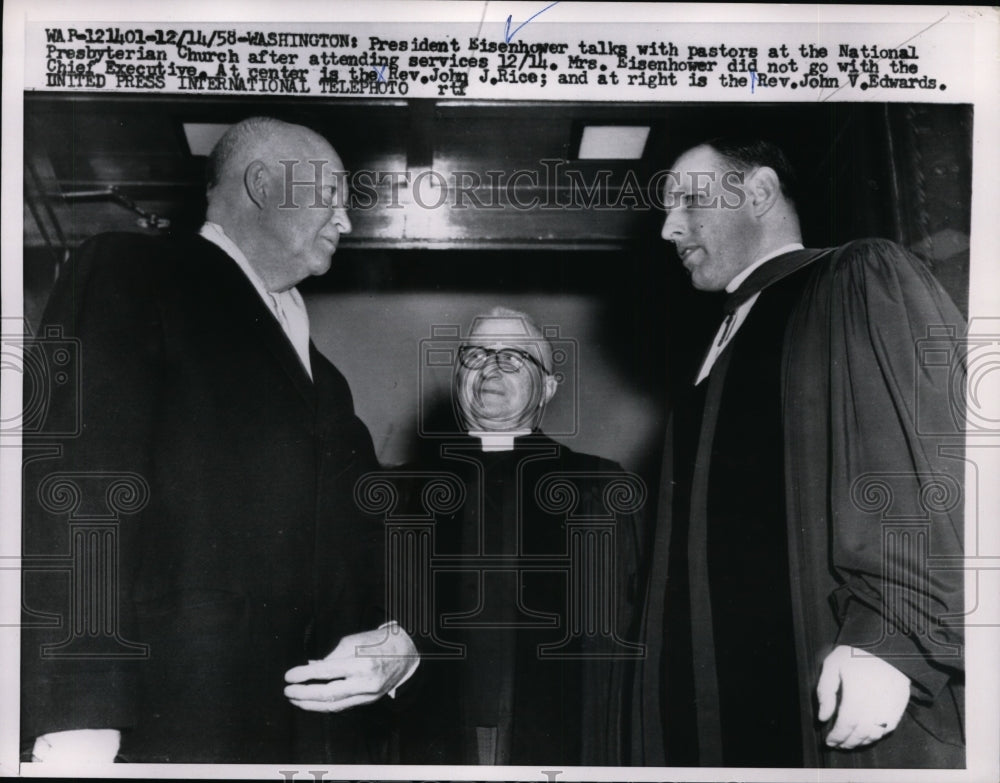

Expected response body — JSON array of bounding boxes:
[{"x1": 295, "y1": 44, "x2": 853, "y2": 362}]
[
  {"x1": 541, "y1": 374, "x2": 558, "y2": 406},
  {"x1": 747, "y1": 165, "x2": 782, "y2": 216},
  {"x1": 243, "y1": 160, "x2": 269, "y2": 209}
]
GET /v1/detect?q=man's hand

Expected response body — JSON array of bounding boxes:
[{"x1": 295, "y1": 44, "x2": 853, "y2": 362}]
[
  {"x1": 31, "y1": 729, "x2": 121, "y2": 763},
  {"x1": 816, "y1": 645, "x2": 911, "y2": 749},
  {"x1": 283, "y1": 623, "x2": 419, "y2": 712}
]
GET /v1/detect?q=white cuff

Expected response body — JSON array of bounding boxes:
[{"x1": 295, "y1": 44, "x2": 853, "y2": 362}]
[
  {"x1": 378, "y1": 620, "x2": 420, "y2": 698},
  {"x1": 32, "y1": 729, "x2": 121, "y2": 763}
]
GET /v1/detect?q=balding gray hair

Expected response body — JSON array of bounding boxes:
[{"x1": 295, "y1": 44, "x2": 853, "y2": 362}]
[
  {"x1": 205, "y1": 116, "x2": 289, "y2": 191},
  {"x1": 469, "y1": 306, "x2": 554, "y2": 372}
]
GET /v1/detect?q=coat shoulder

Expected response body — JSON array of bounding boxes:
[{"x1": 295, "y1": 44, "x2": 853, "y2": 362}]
[{"x1": 826, "y1": 237, "x2": 921, "y2": 277}]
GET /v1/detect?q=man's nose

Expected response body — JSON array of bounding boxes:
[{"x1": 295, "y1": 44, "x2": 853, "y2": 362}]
[
  {"x1": 481, "y1": 357, "x2": 504, "y2": 376},
  {"x1": 331, "y1": 206, "x2": 351, "y2": 234},
  {"x1": 661, "y1": 209, "x2": 685, "y2": 241}
]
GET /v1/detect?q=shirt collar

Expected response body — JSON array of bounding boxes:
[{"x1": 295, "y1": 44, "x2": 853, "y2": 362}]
[
  {"x1": 725, "y1": 242, "x2": 805, "y2": 294},
  {"x1": 467, "y1": 430, "x2": 532, "y2": 452}
]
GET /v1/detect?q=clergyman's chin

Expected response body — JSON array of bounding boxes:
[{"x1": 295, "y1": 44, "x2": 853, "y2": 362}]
[{"x1": 463, "y1": 405, "x2": 535, "y2": 432}]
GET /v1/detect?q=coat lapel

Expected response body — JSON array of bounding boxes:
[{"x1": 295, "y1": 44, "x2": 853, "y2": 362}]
[{"x1": 191, "y1": 235, "x2": 317, "y2": 411}]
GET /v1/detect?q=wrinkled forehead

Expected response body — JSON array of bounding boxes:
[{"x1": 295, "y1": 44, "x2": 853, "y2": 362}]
[{"x1": 464, "y1": 316, "x2": 551, "y2": 366}]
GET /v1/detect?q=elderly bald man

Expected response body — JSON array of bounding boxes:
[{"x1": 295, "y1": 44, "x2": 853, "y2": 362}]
[{"x1": 21, "y1": 117, "x2": 416, "y2": 764}]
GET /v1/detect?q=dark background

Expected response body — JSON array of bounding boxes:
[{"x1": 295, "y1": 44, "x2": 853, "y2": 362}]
[{"x1": 23, "y1": 96, "x2": 973, "y2": 479}]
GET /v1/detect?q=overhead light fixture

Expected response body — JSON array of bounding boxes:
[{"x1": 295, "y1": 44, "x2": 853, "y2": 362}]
[
  {"x1": 182, "y1": 123, "x2": 231, "y2": 156},
  {"x1": 577, "y1": 125, "x2": 650, "y2": 160}
]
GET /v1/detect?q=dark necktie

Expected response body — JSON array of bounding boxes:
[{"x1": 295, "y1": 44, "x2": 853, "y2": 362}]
[{"x1": 716, "y1": 312, "x2": 737, "y2": 348}]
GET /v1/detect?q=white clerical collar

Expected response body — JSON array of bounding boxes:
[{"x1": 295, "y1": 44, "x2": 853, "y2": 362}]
[
  {"x1": 725, "y1": 242, "x2": 805, "y2": 293},
  {"x1": 468, "y1": 430, "x2": 532, "y2": 452}
]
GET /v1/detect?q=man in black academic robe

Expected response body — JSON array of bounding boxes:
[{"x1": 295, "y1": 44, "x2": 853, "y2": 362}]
[
  {"x1": 21, "y1": 118, "x2": 417, "y2": 764},
  {"x1": 631, "y1": 140, "x2": 965, "y2": 768},
  {"x1": 391, "y1": 307, "x2": 644, "y2": 766}
]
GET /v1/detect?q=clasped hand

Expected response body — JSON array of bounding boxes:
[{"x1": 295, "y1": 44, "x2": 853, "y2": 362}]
[
  {"x1": 284, "y1": 624, "x2": 418, "y2": 712},
  {"x1": 816, "y1": 645, "x2": 911, "y2": 749}
]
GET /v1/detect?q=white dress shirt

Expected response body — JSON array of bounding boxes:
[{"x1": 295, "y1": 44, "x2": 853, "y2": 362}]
[
  {"x1": 199, "y1": 222, "x2": 313, "y2": 379},
  {"x1": 695, "y1": 243, "x2": 805, "y2": 385}
]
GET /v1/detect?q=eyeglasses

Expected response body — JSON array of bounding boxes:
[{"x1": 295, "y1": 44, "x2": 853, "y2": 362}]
[{"x1": 458, "y1": 345, "x2": 549, "y2": 374}]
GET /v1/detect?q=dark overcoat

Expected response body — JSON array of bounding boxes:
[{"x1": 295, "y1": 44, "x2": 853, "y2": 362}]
[{"x1": 21, "y1": 233, "x2": 386, "y2": 763}]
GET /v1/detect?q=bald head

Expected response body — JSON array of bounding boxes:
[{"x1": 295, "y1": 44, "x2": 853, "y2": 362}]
[
  {"x1": 206, "y1": 118, "x2": 339, "y2": 205},
  {"x1": 204, "y1": 117, "x2": 351, "y2": 292},
  {"x1": 207, "y1": 117, "x2": 283, "y2": 191}
]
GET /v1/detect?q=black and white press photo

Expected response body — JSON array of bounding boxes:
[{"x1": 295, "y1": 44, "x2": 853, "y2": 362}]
[{"x1": 2, "y1": 2, "x2": 998, "y2": 780}]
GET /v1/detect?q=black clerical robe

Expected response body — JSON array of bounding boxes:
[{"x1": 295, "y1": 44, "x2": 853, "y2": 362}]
[
  {"x1": 633, "y1": 239, "x2": 965, "y2": 768},
  {"x1": 393, "y1": 433, "x2": 644, "y2": 766}
]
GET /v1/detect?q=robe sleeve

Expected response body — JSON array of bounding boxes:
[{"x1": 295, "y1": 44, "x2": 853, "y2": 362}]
[
  {"x1": 822, "y1": 238, "x2": 965, "y2": 702},
  {"x1": 579, "y1": 456, "x2": 645, "y2": 765},
  {"x1": 21, "y1": 234, "x2": 164, "y2": 740}
]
